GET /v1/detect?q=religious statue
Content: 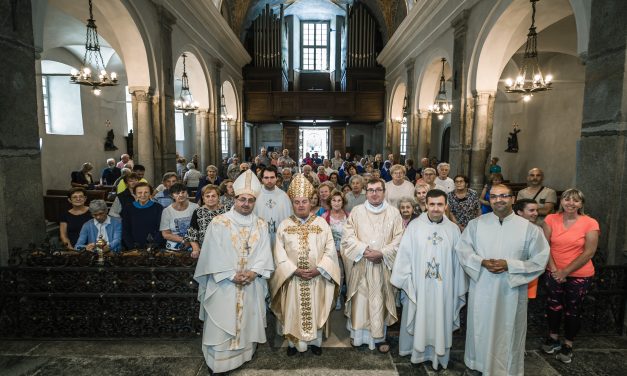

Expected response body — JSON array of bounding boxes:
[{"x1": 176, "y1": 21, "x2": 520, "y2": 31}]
[
  {"x1": 104, "y1": 129, "x2": 118, "y2": 151},
  {"x1": 505, "y1": 123, "x2": 521, "y2": 153}
]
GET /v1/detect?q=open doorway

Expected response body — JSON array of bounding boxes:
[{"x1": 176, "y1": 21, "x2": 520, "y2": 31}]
[{"x1": 299, "y1": 127, "x2": 329, "y2": 163}]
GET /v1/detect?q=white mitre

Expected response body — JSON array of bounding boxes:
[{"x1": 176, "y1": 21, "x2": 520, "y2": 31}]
[{"x1": 233, "y1": 169, "x2": 262, "y2": 197}]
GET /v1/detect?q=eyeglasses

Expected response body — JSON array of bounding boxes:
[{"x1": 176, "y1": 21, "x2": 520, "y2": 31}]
[
  {"x1": 489, "y1": 194, "x2": 513, "y2": 199},
  {"x1": 366, "y1": 188, "x2": 384, "y2": 194},
  {"x1": 236, "y1": 197, "x2": 256, "y2": 204},
  {"x1": 454, "y1": 180, "x2": 466, "y2": 184}
]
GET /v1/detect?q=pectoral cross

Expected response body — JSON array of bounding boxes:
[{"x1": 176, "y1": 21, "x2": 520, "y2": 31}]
[{"x1": 428, "y1": 232, "x2": 443, "y2": 246}]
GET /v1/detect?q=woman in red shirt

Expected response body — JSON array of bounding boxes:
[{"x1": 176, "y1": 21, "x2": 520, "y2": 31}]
[{"x1": 540, "y1": 189, "x2": 599, "y2": 364}]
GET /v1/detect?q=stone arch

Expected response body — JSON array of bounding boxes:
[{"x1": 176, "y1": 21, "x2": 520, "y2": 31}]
[
  {"x1": 415, "y1": 51, "x2": 453, "y2": 112},
  {"x1": 173, "y1": 50, "x2": 212, "y2": 110},
  {"x1": 469, "y1": 0, "x2": 583, "y2": 97}
]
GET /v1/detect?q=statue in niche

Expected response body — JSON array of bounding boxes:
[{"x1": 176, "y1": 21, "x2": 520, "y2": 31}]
[
  {"x1": 505, "y1": 123, "x2": 521, "y2": 153},
  {"x1": 126, "y1": 130, "x2": 134, "y2": 159},
  {"x1": 104, "y1": 130, "x2": 118, "y2": 151}
]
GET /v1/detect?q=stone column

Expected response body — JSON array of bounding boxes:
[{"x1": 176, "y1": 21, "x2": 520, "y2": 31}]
[
  {"x1": 0, "y1": 0, "x2": 45, "y2": 263},
  {"x1": 404, "y1": 59, "x2": 416, "y2": 161},
  {"x1": 230, "y1": 120, "x2": 239, "y2": 159},
  {"x1": 577, "y1": 0, "x2": 627, "y2": 264},
  {"x1": 469, "y1": 91, "x2": 495, "y2": 190},
  {"x1": 211, "y1": 60, "x2": 223, "y2": 165},
  {"x1": 449, "y1": 10, "x2": 470, "y2": 175},
  {"x1": 197, "y1": 109, "x2": 210, "y2": 169},
  {"x1": 152, "y1": 5, "x2": 177, "y2": 178},
  {"x1": 130, "y1": 88, "x2": 155, "y2": 183},
  {"x1": 417, "y1": 111, "x2": 431, "y2": 160}
]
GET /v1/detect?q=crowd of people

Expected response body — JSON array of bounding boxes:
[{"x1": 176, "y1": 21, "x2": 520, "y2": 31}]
[{"x1": 62, "y1": 149, "x2": 599, "y2": 375}]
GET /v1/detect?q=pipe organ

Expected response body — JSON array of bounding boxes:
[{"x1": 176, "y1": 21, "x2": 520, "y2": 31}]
[
  {"x1": 252, "y1": 4, "x2": 284, "y2": 68},
  {"x1": 346, "y1": 2, "x2": 377, "y2": 68}
]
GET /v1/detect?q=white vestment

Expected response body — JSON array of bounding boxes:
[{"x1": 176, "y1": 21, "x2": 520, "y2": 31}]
[
  {"x1": 253, "y1": 186, "x2": 293, "y2": 248},
  {"x1": 270, "y1": 215, "x2": 340, "y2": 351},
  {"x1": 341, "y1": 201, "x2": 404, "y2": 349},
  {"x1": 194, "y1": 208, "x2": 274, "y2": 373},
  {"x1": 455, "y1": 212, "x2": 549, "y2": 376},
  {"x1": 391, "y1": 213, "x2": 467, "y2": 369}
]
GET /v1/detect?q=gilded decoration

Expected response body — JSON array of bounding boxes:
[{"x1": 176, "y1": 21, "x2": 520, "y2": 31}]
[{"x1": 284, "y1": 215, "x2": 323, "y2": 335}]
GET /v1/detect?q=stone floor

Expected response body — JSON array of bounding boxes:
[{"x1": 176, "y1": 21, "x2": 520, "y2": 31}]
[{"x1": 1, "y1": 310, "x2": 626, "y2": 376}]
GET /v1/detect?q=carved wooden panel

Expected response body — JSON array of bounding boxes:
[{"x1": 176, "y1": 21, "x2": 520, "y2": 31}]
[{"x1": 245, "y1": 93, "x2": 274, "y2": 122}]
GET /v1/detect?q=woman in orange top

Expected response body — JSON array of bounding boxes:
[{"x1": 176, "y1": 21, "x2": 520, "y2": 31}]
[{"x1": 540, "y1": 189, "x2": 599, "y2": 364}]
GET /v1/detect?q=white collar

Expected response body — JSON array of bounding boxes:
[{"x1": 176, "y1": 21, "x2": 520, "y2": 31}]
[
  {"x1": 364, "y1": 200, "x2": 387, "y2": 214},
  {"x1": 225, "y1": 206, "x2": 256, "y2": 227}
]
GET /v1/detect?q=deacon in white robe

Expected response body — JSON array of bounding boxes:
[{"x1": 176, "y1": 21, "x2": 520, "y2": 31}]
[
  {"x1": 254, "y1": 166, "x2": 293, "y2": 248},
  {"x1": 391, "y1": 190, "x2": 467, "y2": 370},
  {"x1": 341, "y1": 178, "x2": 404, "y2": 352},
  {"x1": 270, "y1": 174, "x2": 340, "y2": 355},
  {"x1": 455, "y1": 184, "x2": 549, "y2": 376},
  {"x1": 194, "y1": 170, "x2": 274, "y2": 374}
]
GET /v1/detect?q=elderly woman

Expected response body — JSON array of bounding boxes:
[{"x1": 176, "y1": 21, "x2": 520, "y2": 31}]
[
  {"x1": 195, "y1": 165, "x2": 223, "y2": 203},
  {"x1": 218, "y1": 179, "x2": 235, "y2": 210},
  {"x1": 121, "y1": 182, "x2": 164, "y2": 249},
  {"x1": 159, "y1": 183, "x2": 199, "y2": 251},
  {"x1": 345, "y1": 175, "x2": 366, "y2": 212},
  {"x1": 183, "y1": 162, "x2": 202, "y2": 196},
  {"x1": 59, "y1": 188, "x2": 92, "y2": 249},
  {"x1": 317, "y1": 166, "x2": 329, "y2": 183},
  {"x1": 479, "y1": 173, "x2": 504, "y2": 214},
  {"x1": 420, "y1": 167, "x2": 437, "y2": 190},
  {"x1": 385, "y1": 164, "x2": 415, "y2": 208},
  {"x1": 541, "y1": 189, "x2": 600, "y2": 364},
  {"x1": 75, "y1": 199, "x2": 122, "y2": 252},
  {"x1": 447, "y1": 175, "x2": 481, "y2": 231},
  {"x1": 398, "y1": 197, "x2": 418, "y2": 229},
  {"x1": 186, "y1": 184, "x2": 227, "y2": 258},
  {"x1": 413, "y1": 182, "x2": 429, "y2": 215},
  {"x1": 71, "y1": 162, "x2": 96, "y2": 189}
]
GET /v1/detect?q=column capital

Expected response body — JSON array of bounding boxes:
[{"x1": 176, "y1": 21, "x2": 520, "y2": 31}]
[
  {"x1": 157, "y1": 4, "x2": 177, "y2": 29},
  {"x1": 472, "y1": 90, "x2": 496, "y2": 104},
  {"x1": 418, "y1": 110, "x2": 431, "y2": 119},
  {"x1": 404, "y1": 58, "x2": 415, "y2": 69},
  {"x1": 129, "y1": 87, "x2": 152, "y2": 102},
  {"x1": 452, "y1": 9, "x2": 469, "y2": 37}
]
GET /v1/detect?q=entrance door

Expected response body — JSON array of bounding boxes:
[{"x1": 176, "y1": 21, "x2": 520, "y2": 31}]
[{"x1": 299, "y1": 127, "x2": 329, "y2": 162}]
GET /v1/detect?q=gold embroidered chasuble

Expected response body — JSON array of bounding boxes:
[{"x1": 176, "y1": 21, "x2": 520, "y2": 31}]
[
  {"x1": 341, "y1": 203, "x2": 404, "y2": 338},
  {"x1": 270, "y1": 215, "x2": 340, "y2": 342}
]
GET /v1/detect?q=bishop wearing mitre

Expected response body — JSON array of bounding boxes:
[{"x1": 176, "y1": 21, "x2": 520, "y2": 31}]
[
  {"x1": 194, "y1": 169, "x2": 274, "y2": 374},
  {"x1": 270, "y1": 173, "x2": 341, "y2": 356}
]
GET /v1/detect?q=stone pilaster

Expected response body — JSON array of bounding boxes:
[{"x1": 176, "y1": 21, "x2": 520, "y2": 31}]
[
  {"x1": 449, "y1": 10, "x2": 470, "y2": 175},
  {"x1": 417, "y1": 111, "x2": 431, "y2": 160},
  {"x1": 469, "y1": 91, "x2": 495, "y2": 190},
  {"x1": 577, "y1": 0, "x2": 627, "y2": 264},
  {"x1": 152, "y1": 5, "x2": 177, "y2": 178},
  {"x1": 130, "y1": 88, "x2": 154, "y2": 183},
  {"x1": 0, "y1": 0, "x2": 45, "y2": 263}
]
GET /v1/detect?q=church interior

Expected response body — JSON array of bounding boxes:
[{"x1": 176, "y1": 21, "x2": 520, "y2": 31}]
[{"x1": 1, "y1": 0, "x2": 626, "y2": 375}]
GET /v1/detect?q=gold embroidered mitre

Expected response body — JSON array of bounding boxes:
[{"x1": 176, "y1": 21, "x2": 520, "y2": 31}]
[
  {"x1": 287, "y1": 173, "x2": 314, "y2": 199},
  {"x1": 233, "y1": 169, "x2": 262, "y2": 197}
]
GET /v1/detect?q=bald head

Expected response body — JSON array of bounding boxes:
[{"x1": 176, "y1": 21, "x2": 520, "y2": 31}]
[{"x1": 527, "y1": 168, "x2": 544, "y2": 187}]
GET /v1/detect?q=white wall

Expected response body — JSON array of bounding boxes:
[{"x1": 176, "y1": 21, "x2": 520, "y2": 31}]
[{"x1": 491, "y1": 53, "x2": 585, "y2": 189}]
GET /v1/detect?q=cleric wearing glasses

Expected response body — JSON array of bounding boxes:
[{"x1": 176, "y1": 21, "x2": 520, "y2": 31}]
[{"x1": 454, "y1": 184, "x2": 550, "y2": 375}]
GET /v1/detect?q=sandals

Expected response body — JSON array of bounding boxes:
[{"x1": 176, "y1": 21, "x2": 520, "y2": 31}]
[{"x1": 375, "y1": 341, "x2": 390, "y2": 354}]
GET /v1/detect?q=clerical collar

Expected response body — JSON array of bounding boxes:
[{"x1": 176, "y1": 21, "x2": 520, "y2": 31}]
[
  {"x1": 226, "y1": 206, "x2": 255, "y2": 227},
  {"x1": 427, "y1": 214, "x2": 444, "y2": 224},
  {"x1": 364, "y1": 200, "x2": 387, "y2": 214},
  {"x1": 494, "y1": 211, "x2": 515, "y2": 225}
]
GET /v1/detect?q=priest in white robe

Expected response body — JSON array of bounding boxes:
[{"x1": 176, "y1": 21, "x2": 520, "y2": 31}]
[
  {"x1": 254, "y1": 165, "x2": 293, "y2": 248},
  {"x1": 270, "y1": 174, "x2": 340, "y2": 356},
  {"x1": 455, "y1": 184, "x2": 549, "y2": 376},
  {"x1": 194, "y1": 170, "x2": 274, "y2": 374},
  {"x1": 391, "y1": 189, "x2": 467, "y2": 369},
  {"x1": 341, "y1": 177, "x2": 404, "y2": 352}
]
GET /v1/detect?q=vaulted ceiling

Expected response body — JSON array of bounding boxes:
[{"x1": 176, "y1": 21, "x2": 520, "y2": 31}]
[{"x1": 219, "y1": 0, "x2": 408, "y2": 43}]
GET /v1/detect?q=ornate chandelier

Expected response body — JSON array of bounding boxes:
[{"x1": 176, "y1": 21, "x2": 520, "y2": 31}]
[
  {"x1": 428, "y1": 58, "x2": 452, "y2": 120},
  {"x1": 69, "y1": 0, "x2": 118, "y2": 96},
  {"x1": 220, "y1": 93, "x2": 233, "y2": 122},
  {"x1": 174, "y1": 54, "x2": 199, "y2": 116},
  {"x1": 504, "y1": 0, "x2": 553, "y2": 102}
]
